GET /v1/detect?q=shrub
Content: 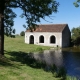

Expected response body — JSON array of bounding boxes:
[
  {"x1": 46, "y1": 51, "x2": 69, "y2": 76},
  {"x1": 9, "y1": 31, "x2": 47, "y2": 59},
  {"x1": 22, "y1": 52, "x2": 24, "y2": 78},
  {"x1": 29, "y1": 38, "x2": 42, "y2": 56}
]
[
  {"x1": 36, "y1": 47, "x2": 43, "y2": 52},
  {"x1": 10, "y1": 35, "x2": 15, "y2": 38},
  {"x1": 57, "y1": 67, "x2": 67, "y2": 80},
  {"x1": 20, "y1": 31, "x2": 25, "y2": 36},
  {"x1": 51, "y1": 64, "x2": 57, "y2": 73},
  {"x1": 51, "y1": 64, "x2": 58, "y2": 77}
]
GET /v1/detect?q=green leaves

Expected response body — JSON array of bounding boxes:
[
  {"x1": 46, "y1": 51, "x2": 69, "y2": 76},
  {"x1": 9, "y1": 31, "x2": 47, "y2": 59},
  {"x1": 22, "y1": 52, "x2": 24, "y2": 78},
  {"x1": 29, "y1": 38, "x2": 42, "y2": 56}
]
[
  {"x1": 74, "y1": 0, "x2": 80, "y2": 7},
  {"x1": 20, "y1": 31, "x2": 25, "y2": 36},
  {"x1": 73, "y1": 2, "x2": 79, "y2": 7},
  {"x1": 4, "y1": 0, "x2": 59, "y2": 33},
  {"x1": 71, "y1": 26, "x2": 80, "y2": 41},
  {"x1": 71, "y1": 26, "x2": 80, "y2": 46},
  {"x1": 17, "y1": 0, "x2": 59, "y2": 30},
  {"x1": 4, "y1": 7, "x2": 16, "y2": 36}
]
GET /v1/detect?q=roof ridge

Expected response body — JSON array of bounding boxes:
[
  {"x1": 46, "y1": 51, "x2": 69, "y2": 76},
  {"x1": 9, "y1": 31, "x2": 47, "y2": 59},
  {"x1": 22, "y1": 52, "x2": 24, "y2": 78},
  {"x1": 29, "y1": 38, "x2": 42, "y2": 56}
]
[{"x1": 38, "y1": 24, "x2": 68, "y2": 25}]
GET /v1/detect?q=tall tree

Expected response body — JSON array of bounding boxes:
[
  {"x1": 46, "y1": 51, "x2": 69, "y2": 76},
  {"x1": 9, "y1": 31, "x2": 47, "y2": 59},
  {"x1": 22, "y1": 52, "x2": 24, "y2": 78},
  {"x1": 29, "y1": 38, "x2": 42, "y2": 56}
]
[
  {"x1": 71, "y1": 26, "x2": 80, "y2": 46},
  {"x1": 71, "y1": 27, "x2": 80, "y2": 40},
  {"x1": 0, "y1": 0, "x2": 59, "y2": 55}
]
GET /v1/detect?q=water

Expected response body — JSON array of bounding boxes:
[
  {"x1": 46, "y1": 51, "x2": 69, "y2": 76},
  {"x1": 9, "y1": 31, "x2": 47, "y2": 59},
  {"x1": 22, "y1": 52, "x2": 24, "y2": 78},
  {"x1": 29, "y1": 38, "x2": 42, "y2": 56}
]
[{"x1": 30, "y1": 49, "x2": 80, "y2": 77}]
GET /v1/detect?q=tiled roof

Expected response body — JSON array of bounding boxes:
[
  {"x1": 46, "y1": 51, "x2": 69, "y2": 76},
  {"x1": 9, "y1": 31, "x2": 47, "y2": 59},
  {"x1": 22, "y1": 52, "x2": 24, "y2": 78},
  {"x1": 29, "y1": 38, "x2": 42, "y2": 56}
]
[{"x1": 26, "y1": 24, "x2": 68, "y2": 32}]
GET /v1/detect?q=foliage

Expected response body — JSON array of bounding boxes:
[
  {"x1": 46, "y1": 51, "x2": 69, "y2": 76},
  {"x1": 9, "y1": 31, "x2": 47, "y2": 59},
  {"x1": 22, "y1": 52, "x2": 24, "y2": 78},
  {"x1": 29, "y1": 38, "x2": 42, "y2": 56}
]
[
  {"x1": 66, "y1": 76, "x2": 78, "y2": 80},
  {"x1": 51, "y1": 64, "x2": 67, "y2": 79},
  {"x1": 0, "y1": 0, "x2": 59, "y2": 55},
  {"x1": 20, "y1": 31, "x2": 25, "y2": 36},
  {"x1": 71, "y1": 26, "x2": 80, "y2": 46},
  {"x1": 5, "y1": 0, "x2": 59, "y2": 31},
  {"x1": 51, "y1": 64, "x2": 57, "y2": 73},
  {"x1": 36, "y1": 47, "x2": 43, "y2": 52},
  {"x1": 51, "y1": 64, "x2": 58, "y2": 77},
  {"x1": 4, "y1": 7, "x2": 16, "y2": 36},
  {"x1": 73, "y1": 0, "x2": 80, "y2": 7},
  {"x1": 57, "y1": 67, "x2": 67, "y2": 80}
]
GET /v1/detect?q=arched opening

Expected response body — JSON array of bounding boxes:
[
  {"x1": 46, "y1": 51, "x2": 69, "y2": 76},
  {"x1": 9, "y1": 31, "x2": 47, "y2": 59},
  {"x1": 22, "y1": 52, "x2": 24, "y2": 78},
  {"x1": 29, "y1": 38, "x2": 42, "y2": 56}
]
[
  {"x1": 50, "y1": 35, "x2": 56, "y2": 43},
  {"x1": 29, "y1": 35, "x2": 34, "y2": 44},
  {"x1": 39, "y1": 35, "x2": 44, "y2": 43}
]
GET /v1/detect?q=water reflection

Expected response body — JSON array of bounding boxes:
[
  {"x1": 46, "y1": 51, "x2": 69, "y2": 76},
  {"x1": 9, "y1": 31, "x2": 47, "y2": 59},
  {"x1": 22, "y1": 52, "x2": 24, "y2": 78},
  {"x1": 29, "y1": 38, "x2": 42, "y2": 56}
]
[
  {"x1": 30, "y1": 49, "x2": 80, "y2": 77},
  {"x1": 62, "y1": 51, "x2": 80, "y2": 77},
  {"x1": 32, "y1": 49, "x2": 63, "y2": 67}
]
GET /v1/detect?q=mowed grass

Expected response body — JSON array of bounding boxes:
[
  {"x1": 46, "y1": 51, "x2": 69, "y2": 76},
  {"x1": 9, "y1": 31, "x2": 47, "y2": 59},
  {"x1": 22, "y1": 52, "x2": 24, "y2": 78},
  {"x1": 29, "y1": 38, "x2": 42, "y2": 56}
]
[
  {"x1": 4, "y1": 36, "x2": 50, "y2": 52},
  {"x1": 0, "y1": 36, "x2": 62, "y2": 80}
]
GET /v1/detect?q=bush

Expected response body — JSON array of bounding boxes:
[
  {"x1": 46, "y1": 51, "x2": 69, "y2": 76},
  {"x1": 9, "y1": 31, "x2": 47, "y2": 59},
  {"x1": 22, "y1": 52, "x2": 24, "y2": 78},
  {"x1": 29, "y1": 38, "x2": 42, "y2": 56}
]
[
  {"x1": 20, "y1": 31, "x2": 25, "y2": 36},
  {"x1": 57, "y1": 67, "x2": 67, "y2": 80},
  {"x1": 10, "y1": 35, "x2": 15, "y2": 38},
  {"x1": 51, "y1": 64, "x2": 58, "y2": 77},
  {"x1": 36, "y1": 47, "x2": 43, "y2": 52},
  {"x1": 51, "y1": 64, "x2": 57, "y2": 73}
]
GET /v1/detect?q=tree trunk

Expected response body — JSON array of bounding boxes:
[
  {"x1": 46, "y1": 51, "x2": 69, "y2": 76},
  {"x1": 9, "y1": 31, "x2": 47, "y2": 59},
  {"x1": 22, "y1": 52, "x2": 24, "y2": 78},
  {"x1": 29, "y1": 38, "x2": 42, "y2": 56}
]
[{"x1": 0, "y1": 0, "x2": 5, "y2": 55}]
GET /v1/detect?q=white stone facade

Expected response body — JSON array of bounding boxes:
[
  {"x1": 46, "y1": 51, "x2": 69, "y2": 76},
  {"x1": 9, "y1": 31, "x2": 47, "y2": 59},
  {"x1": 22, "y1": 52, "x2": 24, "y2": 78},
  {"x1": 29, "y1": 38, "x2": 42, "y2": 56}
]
[{"x1": 25, "y1": 32, "x2": 62, "y2": 47}]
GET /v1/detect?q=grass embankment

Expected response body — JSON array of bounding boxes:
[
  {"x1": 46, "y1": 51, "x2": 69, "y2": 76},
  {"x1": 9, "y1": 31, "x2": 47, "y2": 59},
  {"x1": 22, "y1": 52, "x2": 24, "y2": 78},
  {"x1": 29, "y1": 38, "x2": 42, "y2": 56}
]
[
  {"x1": 0, "y1": 36, "x2": 61, "y2": 80},
  {"x1": 4, "y1": 36, "x2": 50, "y2": 52},
  {"x1": 0, "y1": 36, "x2": 77, "y2": 80}
]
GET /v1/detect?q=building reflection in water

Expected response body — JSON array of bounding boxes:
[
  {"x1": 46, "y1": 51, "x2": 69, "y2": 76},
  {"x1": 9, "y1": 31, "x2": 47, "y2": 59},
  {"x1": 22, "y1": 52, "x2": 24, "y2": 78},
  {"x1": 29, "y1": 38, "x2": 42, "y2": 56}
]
[{"x1": 32, "y1": 49, "x2": 63, "y2": 67}]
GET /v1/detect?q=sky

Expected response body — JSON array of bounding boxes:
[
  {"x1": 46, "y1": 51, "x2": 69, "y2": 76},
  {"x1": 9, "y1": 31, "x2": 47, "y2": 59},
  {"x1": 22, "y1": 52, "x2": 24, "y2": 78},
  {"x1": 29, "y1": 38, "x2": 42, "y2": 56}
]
[{"x1": 12, "y1": 0, "x2": 80, "y2": 34}]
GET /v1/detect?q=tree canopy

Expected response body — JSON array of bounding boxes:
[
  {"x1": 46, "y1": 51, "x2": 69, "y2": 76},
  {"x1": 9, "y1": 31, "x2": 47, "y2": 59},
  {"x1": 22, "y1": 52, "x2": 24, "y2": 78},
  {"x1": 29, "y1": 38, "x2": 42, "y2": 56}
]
[
  {"x1": 4, "y1": 7, "x2": 16, "y2": 36},
  {"x1": 71, "y1": 26, "x2": 80, "y2": 46},
  {"x1": 5, "y1": 0, "x2": 59, "y2": 31},
  {"x1": 0, "y1": 0, "x2": 59, "y2": 55}
]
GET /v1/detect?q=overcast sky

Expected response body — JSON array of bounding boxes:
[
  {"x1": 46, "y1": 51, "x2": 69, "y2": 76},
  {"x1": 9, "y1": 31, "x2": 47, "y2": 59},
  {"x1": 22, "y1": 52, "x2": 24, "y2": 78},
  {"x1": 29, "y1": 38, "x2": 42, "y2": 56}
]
[{"x1": 12, "y1": 0, "x2": 80, "y2": 34}]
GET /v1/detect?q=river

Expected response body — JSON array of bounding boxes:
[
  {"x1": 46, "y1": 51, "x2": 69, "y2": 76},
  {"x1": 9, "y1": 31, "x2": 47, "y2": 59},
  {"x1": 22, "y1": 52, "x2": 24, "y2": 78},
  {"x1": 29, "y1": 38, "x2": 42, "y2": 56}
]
[{"x1": 30, "y1": 48, "x2": 80, "y2": 78}]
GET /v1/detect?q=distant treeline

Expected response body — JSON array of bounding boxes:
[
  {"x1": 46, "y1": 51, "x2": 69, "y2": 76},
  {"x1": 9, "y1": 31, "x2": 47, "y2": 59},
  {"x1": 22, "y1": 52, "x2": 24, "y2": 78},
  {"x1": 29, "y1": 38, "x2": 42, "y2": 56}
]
[{"x1": 71, "y1": 26, "x2": 80, "y2": 47}]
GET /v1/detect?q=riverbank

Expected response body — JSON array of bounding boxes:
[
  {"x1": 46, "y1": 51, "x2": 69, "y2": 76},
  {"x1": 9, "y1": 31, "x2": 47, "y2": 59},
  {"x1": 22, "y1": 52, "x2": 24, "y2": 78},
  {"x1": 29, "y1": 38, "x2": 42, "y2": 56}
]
[
  {"x1": 0, "y1": 36, "x2": 77, "y2": 80},
  {"x1": 2, "y1": 36, "x2": 60, "y2": 80}
]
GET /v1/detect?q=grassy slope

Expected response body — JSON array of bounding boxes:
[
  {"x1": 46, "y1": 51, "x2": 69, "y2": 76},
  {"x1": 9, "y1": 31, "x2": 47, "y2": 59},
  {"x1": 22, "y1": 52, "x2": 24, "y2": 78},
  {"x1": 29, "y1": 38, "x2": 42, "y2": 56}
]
[
  {"x1": 4, "y1": 36, "x2": 50, "y2": 52},
  {"x1": 0, "y1": 36, "x2": 76, "y2": 80},
  {"x1": 0, "y1": 36, "x2": 61, "y2": 80}
]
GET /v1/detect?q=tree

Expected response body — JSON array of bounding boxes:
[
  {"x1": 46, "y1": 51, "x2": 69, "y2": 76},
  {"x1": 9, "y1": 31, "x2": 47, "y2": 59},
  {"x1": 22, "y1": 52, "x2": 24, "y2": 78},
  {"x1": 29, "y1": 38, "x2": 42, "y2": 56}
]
[
  {"x1": 0, "y1": 0, "x2": 59, "y2": 55},
  {"x1": 73, "y1": 0, "x2": 80, "y2": 46},
  {"x1": 71, "y1": 26, "x2": 80, "y2": 46},
  {"x1": 20, "y1": 31, "x2": 25, "y2": 36},
  {"x1": 71, "y1": 27, "x2": 80, "y2": 40},
  {"x1": 4, "y1": 7, "x2": 16, "y2": 36}
]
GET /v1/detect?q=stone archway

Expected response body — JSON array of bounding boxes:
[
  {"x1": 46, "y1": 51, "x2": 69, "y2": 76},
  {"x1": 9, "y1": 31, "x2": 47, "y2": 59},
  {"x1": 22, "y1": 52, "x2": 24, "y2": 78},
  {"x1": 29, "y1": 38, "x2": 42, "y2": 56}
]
[
  {"x1": 39, "y1": 35, "x2": 44, "y2": 43},
  {"x1": 50, "y1": 35, "x2": 56, "y2": 43},
  {"x1": 29, "y1": 35, "x2": 34, "y2": 44}
]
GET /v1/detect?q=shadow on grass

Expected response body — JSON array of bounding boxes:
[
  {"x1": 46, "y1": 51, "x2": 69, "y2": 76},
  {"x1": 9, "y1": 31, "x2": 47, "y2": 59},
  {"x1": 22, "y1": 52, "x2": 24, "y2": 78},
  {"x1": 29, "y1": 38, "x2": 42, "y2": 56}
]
[
  {"x1": 4, "y1": 51, "x2": 47, "y2": 70},
  {"x1": 3, "y1": 50, "x2": 67, "y2": 79},
  {"x1": 0, "y1": 58, "x2": 12, "y2": 66},
  {"x1": 0, "y1": 53, "x2": 17, "y2": 68}
]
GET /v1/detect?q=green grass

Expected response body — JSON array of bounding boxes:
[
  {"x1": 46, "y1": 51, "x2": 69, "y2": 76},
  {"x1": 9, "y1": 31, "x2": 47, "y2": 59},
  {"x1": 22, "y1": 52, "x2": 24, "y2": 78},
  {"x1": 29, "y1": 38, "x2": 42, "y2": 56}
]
[
  {"x1": 0, "y1": 36, "x2": 62, "y2": 80},
  {"x1": 4, "y1": 36, "x2": 50, "y2": 52},
  {"x1": 0, "y1": 36, "x2": 77, "y2": 80}
]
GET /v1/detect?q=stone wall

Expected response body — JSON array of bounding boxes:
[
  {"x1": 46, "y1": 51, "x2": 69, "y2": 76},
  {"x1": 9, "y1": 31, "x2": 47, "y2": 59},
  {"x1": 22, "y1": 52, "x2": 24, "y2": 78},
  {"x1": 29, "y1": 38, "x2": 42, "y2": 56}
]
[
  {"x1": 25, "y1": 32, "x2": 62, "y2": 47},
  {"x1": 62, "y1": 25, "x2": 71, "y2": 47}
]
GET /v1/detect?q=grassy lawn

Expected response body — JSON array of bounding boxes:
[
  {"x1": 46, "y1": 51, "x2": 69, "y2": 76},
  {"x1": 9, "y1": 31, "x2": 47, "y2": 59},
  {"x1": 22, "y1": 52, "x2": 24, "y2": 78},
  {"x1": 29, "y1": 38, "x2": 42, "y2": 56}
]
[
  {"x1": 0, "y1": 36, "x2": 76, "y2": 80},
  {"x1": 4, "y1": 36, "x2": 50, "y2": 52},
  {"x1": 0, "y1": 36, "x2": 62, "y2": 80}
]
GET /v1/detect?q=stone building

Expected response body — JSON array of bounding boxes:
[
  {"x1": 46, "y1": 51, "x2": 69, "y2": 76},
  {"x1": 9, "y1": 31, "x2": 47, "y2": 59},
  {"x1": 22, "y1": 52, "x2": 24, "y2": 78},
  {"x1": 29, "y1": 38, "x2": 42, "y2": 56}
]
[{"x1": 25, "y1": 24, "x2": 71, "y2": 48}]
